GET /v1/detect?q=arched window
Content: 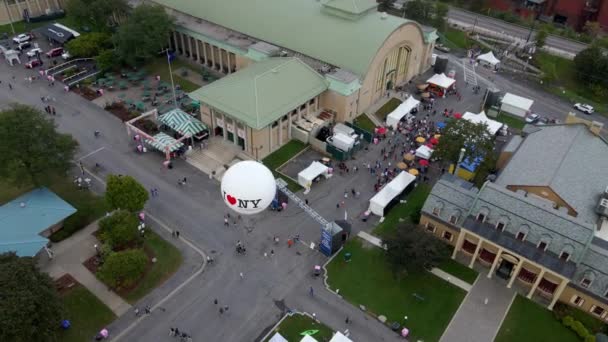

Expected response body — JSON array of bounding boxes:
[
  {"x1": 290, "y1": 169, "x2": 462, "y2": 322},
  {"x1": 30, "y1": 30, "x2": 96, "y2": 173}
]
[
  {"x1": 432, "y1": 201, "x2": 444, "y2": 216},
  {"x1": 538, "y1": 234, "x2": 552, "y2": 251},
  {"x1": 581, "y1": 270, "x2": 597, "y2": 289},
  {"x1": 516, "y1": 224, "x2": 529, "y2": 241},
  {"x1": 560, "y1": 244, "x2": 574, "y2": 262},
  {"x1": 449, "y1": 210, "x2": 461, "y2": 225},
  {"x1": 476, "y1": 207, "x2": 490, "y2": 222},
  {"x1": 495, "y1": 216, "x2": 509, "y2": 232}
]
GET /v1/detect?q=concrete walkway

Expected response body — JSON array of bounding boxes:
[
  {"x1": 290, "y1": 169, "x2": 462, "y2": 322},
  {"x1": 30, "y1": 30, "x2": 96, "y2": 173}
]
[
  {"x1": 430, "y1": 268, "x2": 473, "y2": 292},
  {"x1": 39, "y1": 222, "x2": 131, "y2": 316},
  {"x1": 439, "y1": 276, "x2": 516, "y2": 342}
]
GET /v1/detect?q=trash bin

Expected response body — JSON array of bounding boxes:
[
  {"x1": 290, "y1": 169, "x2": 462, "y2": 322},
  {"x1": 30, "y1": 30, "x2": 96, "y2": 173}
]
[
  {"x1": 344, "y1": 252, "x2": 352, "y2": 262},
  {"x1": 391, "y1": 322, "x2": 400, "y2": 331}
]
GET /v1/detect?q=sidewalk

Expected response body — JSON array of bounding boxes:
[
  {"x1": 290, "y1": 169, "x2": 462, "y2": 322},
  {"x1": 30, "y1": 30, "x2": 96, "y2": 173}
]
[
  {"x1": 439, "y1": 276, "x2": 515, "y2": 342},
  {"x1": 39, "y1": 222, "x2": 132, "y2": 316}
]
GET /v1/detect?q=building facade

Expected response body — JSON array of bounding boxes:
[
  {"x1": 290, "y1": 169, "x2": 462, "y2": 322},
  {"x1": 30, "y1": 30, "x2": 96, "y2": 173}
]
[
  {"x1": 150, "y1": 0, "x2": 436, "y2": 159},
  {"x1": 0, "y1": 0, "x2": 66, "y2": 25},
  {"x1": 421, "y1": 122, "x2": 608, "y2": 319}
]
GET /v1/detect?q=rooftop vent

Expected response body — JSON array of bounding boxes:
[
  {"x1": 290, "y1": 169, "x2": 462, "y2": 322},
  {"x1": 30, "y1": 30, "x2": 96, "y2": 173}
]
[
  {"x1": 597, "y1": 198, "x2": 608, "y2": 217},
  {"x1": 20, "y1": 202, "x2": 25, "y2": 208}
]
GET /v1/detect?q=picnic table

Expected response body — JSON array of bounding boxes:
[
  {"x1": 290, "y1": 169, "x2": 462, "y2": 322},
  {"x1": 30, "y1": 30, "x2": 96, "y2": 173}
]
[
  {"x1": 118, "y1": 80, "x2": 128, "y2": 90},
  {"x1": 136, "y1": 101, "x2": 145, "y2": 111}
]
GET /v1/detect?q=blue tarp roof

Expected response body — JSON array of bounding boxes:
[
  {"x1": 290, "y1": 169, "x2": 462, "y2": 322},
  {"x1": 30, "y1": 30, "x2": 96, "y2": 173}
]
[
  {"x1": 460, "y1": 156, "x2": 483, "y2": 172},
  {"x1": 0, "y1": 188, "x2": 76, "y2": 257}
]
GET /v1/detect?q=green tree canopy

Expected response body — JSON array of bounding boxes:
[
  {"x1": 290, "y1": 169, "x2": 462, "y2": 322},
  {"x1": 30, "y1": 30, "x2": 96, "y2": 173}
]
[
  {"x1": 573, "y1": 45, "x2": 608, "y2": 89},
  {"x1": 384, "y1": 225, "x2": 449, "y2": 275},
  {"x1": 95, "y1": 49, "x2": 119, "y2": 71},
  {"x1": 105, "y1": 175, "x2": 149, "y2": 212},
  {"x1": 113, "y1": 4, "x2": 174, "y2": 66},
  {"x1": 433, "y1": 2, "x2": 449, "y2": 32},
  {"x1": 433, "y1": 119, "x2": 495, "y2": 166},
  {"x1": 66, "y1": 0, "x2": 130, "y2": 32},
  {"x1": 405, "y1": 0, "x2": 433, "y2": 25},
  {"x1": 99, "y1": 210, "x2": 141, "y2": 249},
  {"x1": 0, "y1": 253, "x2": 64, "y2": 342},
  {"x1": 65, "y1": 32, "x2": 112, "y2": 58},
  {"x1": 97, "y1": 249, "x2": 147, "y2": 289},
  {"x1": 535, "y1": 28, "x2": 548, "y2": 49},
  {"x1": 0, "y1": 104, "x2": 78, "y2": 186}
]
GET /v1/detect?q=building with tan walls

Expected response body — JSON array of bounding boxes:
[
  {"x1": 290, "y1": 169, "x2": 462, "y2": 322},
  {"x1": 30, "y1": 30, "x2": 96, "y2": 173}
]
[
  {"x1": 148, "y1": 0, "x2": 436, "y2": 159},
  {"x1": 420, "y1": 123, "x2": 608, "y2": 320},
  {"x1": 0, "y1": 0, "x2": 65, "y2": 25}
]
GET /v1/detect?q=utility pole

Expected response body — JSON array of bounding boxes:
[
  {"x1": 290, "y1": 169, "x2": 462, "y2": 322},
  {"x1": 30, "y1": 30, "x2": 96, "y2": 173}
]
[
  {"x1": 160, "y1": 48, "x2": 178, "y2": 110},
  {"x1": 525, "y1": 19, "x2": 536, "y2": 44}
]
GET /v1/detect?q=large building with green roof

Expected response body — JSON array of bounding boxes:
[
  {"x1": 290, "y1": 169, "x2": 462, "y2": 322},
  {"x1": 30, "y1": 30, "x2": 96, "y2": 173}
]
[{"x1": 151, "y1": 0, "x2": 436, "y2": 158}]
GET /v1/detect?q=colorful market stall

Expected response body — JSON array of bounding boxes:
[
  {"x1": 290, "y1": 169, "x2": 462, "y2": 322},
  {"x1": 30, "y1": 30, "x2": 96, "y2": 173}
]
[
  {"x1": 145, "y1": 132, "x2": 184, "y2": 160},
  {"x1": 426, "y1": 73, "x2": 456, "y2": 97},
  {"x1": 159, "y1": 108, "x2": 209, "y2": 140}
]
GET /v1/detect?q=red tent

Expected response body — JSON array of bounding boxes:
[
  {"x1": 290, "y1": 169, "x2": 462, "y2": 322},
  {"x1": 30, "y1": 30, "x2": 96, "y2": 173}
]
[
  {"x1": 430, "y1": 137, "x2": 439, "y2": 145},
  {"x1": 454, "y1": 113, "x2": 462, "y2": 119},
  {"x1": 419, "y1": 159, "x2": 430, "y2": 166}
]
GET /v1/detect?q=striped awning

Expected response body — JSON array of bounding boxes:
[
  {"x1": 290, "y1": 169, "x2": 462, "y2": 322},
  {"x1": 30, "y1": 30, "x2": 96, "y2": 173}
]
[
  {"x1": 146, "y1": 132, "x2": 184, "y2": 152},
  {"x1": 159, "y1": 108, "x2": 208, "y2": 137}
]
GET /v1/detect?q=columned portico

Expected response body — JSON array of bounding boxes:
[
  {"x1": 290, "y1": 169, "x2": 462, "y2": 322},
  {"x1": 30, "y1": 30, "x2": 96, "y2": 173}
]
[
  {"x1": 548, "y1": 279, "x2": 568, "y2": 310},
  {"x1": 528, "y1": 269, "x2": 546, "y2": 299},
  {"x1": 452, "y1": 231, "x2": 466, "y2": 259},
  {"x1": 487, "y1": 247, "x2": 503, "y2": 279},
  {"x1": 469, "y1": 241, "x2": 483, "y2": 269},
  {"x1": 507, "y1": 259, "x2": 525, "y2": 288}
]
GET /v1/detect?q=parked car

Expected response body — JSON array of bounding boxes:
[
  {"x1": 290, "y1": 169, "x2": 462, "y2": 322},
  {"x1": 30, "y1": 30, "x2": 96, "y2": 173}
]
[
  {"x1": 25, "y1": 59, "x2": 43, "y2": 69},
  {"x1": 16, "y1": 42, "x2": 31, "y2": 51},
  {"x1": 525, "y1": 113, "x2": 540, "y2": 124},
  {"x1": 26, "y1": 47, "x2": 43, "y2": 57},
  {"x1": 434, "y1": 44, "x2": 450, "y2": 53},
  {"x1": 12, "y1": 33, "x2": 31, "y2": 44},
  {"x1": 574, "y1": 103, "x2": 594, "y2": 114},
  {"x1": 46, "y1": 47, "x2": 64, "y2": 58},
  {"x1": 61, "y1": 51, "x2": 71, "y2": 60}
]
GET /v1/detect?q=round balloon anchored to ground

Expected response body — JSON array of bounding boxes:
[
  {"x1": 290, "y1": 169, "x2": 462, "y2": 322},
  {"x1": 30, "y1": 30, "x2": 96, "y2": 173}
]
[{"x1": 220, "y1": 161, "x2": 276, "y2": 215}]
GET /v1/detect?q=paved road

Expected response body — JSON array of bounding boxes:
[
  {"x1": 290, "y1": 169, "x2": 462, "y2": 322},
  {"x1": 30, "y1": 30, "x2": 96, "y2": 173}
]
[
  {"x1": 0, "y1": 60, "x2": 402, "y2": 341},
  {"x1": 448, "y1": 7, "x2": 588, "y2": 55}
]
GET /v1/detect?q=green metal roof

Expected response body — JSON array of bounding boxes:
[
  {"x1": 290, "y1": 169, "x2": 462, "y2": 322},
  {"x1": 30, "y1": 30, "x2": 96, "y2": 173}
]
[
  {"x1": 146, "y1": 132, "x2": 184, "y2": 152},
  {"x1": 152, "y1": 0, "x2": 424, "y2": 77},
  {"x1": 190, "y1": 58, "x2": 328, "y2": 130},
  {"x1": 159, "y1": 108, "x2": 208, "y2": 137}
]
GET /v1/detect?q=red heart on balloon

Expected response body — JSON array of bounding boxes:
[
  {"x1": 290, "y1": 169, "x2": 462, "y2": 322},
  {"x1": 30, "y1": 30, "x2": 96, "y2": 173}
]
[{"x1": 226, "y1": 194, "x2": 237, "y2": 205}]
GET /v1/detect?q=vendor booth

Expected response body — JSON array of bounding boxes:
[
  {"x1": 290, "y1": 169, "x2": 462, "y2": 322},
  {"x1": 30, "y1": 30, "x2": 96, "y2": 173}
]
[
  {"x1": 476, "y1": 51, "x2": 500, "y2": 68},
  {"x1": 298, "y1": 161, "x2": 332, "y2": 188},
  {"x1": 426, "y1": 73, "x2": 456, "y2": 97},
  {"x1": 500, "y1": 93, "x2": 533, "y2": 118},
  {"x1": 462, "y1": 111, "x2": 503, "y2": 135},
  {"x1": 159, "y1": 108, "x2": 209, "y2": 141},
  {"x1": 369, "y1": 171, "x2": 416, "y2": 217},
  {"x1": 415, "y1": 145, "x2": 434, "y2": 160},
  {"x1": 386, "y1": 96, "x2": 420, "y2": 129},
  {"x1": 268, "y1": 332, "x2": 288, "y2": 342}
]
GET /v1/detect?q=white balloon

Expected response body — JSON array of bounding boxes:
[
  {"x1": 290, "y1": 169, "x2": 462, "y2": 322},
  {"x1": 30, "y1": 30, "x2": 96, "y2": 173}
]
[{"x1": 220, "y1": 161, "x2": 276, "y2": 215}]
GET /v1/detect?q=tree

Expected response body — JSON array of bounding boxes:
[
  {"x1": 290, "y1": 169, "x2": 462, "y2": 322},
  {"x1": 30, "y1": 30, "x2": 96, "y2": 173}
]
[
  {"x1": 66, "y1": 0, "x2": 130, "y2": 32},
  {"x1": 0, "y1": 104, "x2": 78, "y2": 186},
  {"x1": 433, "y1": 119, "x2": 495, "y2": 166},
  {"x1": 97, "y1": 249, "x2": 147, "y2": 289},
  {"x1": 583, "y1": 21, "x2": 602, "y2": 39},
  {"x1": 95, "y1": 49, "x2": 119, "y2": 71},
  {"x1": 98, "y1": 210, "x2": 141, "y2": 249},
  {"x1": 433, "y1": 2, "x2": 449, "y2": 32},
  {"x1": 105, "y1": 175, "x2": 149, "y2": 212},
  {"x1": 0, "y1": 253, "x2": 64, "y2": 342},
  {"x1": 469, "y1": 0, "x2": 489, "y2": 13},
  {"x1": 405, "y1": 0, "x2": 433, "y2": 25},
  {"x1": 113, "y1": 4, "x2": 174, "y2": 66},
  {"x1": 384, "y1": 225, "x2": 449, "y2": 275},
  {"x1": 573, "y1": 45, "x2": 608, "y2": 89},
  {"x1": 65, "y1": 32, "x2": 112, "y2": 58},
  {"x1": 535, "y1": 28, "x2": 548, "y2": 49}
]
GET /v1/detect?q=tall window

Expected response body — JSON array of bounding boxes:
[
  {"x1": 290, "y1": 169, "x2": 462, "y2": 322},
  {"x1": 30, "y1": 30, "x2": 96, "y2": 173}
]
[
  {"x1": 397, "y1": 47, "x2": 409, "y2": 76},
  {"x1": 538, "y1": 241, "x2": 548, "y2": 251},
  {"x1": 496, "y1": 222, "x2": 505, "y2": 231},
  {"x1": 375, "y1": 60, "x2": 386, "y2": 91}
]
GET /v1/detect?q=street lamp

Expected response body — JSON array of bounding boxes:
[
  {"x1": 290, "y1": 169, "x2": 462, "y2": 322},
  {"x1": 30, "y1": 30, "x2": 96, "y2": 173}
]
[
  {"x1": 453, "y1": 148, "x2": 466, "y2": 175},
  {"x1": 524, "y1": 55, "x2": 532, "y2": 72}
]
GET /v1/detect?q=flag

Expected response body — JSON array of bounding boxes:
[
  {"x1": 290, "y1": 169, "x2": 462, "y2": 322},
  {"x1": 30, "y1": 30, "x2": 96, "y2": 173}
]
[{"x1": 167, "y1": 51, "x2": 176, "y2": 63}]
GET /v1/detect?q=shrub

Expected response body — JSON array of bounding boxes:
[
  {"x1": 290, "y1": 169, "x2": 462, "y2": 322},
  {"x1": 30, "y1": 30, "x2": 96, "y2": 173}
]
[
  {"x1": 97, "y1": 249, "x2": 147, "y2": 289},
  {"x1": 98, "y1": 210, "x2": 141, "y2": 249},
  {"x1": 50, "y1": 210, "x2": 90, "y2": 242}
]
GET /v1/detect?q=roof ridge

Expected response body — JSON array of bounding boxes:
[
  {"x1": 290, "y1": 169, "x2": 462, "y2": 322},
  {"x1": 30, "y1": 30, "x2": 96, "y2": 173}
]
[{"x1": 548, "y1": 125, "x2": 583, "y2": 191}]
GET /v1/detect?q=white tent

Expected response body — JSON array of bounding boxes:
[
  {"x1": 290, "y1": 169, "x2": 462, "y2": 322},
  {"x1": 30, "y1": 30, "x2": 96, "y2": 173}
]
[
  {"x1": 462, "y1": 111, "x2": 503, "y2": 135},
  {"x1": 269, "y1": 332, "x2": 289, "y2": 342},
  {"x1": 300, "y1": 335, "x2": 319, "y2": 342},
  {"x1": 501, "y1": 93, "x2": 533, "y2": 118},
  {"x1": 386, "y1": 96, "x2": 420, "y2": 129},
  {"x1": 330, "y1": 332, "x2": 353, "y2": 342},
  {"x1": 426, "y1": 73, "x2": 456, "y2": 89},
  {"x1": 298, "y1": 161, "x2": 331, "y2": 187},
  {"x1": 369, "y1": 171, "x2": 416, "y2": 216},
  {"x1": 415, "y1": 145, "x2": 434, "y2": 160},
  {"x1": 476, "y1": 51, "x2": 500, "y2": 66}
]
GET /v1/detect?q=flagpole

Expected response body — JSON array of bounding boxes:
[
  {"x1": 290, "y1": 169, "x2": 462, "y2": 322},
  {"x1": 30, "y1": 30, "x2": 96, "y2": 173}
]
[{"x1": 166, "y1": 50, "x2": 178, "y2": 109}]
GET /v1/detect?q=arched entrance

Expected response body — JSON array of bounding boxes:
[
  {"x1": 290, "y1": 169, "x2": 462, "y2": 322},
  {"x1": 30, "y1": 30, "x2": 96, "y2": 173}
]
[{"x1": 496, "y1": 253, "x2": 519, "y2": 280}]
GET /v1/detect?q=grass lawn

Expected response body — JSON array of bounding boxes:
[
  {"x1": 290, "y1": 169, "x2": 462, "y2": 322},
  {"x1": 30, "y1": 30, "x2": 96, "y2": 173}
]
[
  {"x1": 373, "y1": 184, "x2": 431, "y2": 237},
  {"x1": 437, "y1": 258, "x2": 478, "y2": 284},
  {"x1": 0, "y1": 16, "x2": 78, "y2": 35},
  {"x1": 262, "y1": 140, "x2": 308, "y2": 192},
  {"x1": 122, "y1": 230, "x2": 183, "y2": 303},
  {"x1": 374, "y1": 98, "x2": 402, "y2": 121},
  {"x1": 326, "y1": 238, "x2": 466, "y2": 342},
  {"x1": 440, "y1": 28, "x2": 473, "y2": 50},
  {"x1": 496, "y1": 113, "x2": 526, "y2": 130},
  {"x1": 59, "y1": 285, "x2": 116, "y2": 342},
  {"x1": 265, "y1": 313, "x2": 334, "y2": 342},
  {"x1": 0, "y1": 177, "x2": 109, "y2": 241},
  {"x1": 495, "y1": 295, "x2": 579, "y2": 342},
  {"x1": 353, "y1": 113, "x2": 376, "y2": 132},
  {"x1": 144, "y1": 57, "x2": 202, "y2": 93}
]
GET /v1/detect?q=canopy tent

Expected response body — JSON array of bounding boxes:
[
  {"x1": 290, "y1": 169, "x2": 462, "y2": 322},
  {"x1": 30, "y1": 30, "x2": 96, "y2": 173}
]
[
  {"x1": 268, "y1": 332, "x2": 289, "y2": 342},
  {"x1": 159, "y1": 108, "x2": 209, "y2": 138},
  {"x1": 462, "y1": 111, "x2": 503, "y2": 135},
  {"x1": 298, "y1": 161, "x2": 331, "y2": 188},
  {"x1": 369, "y1": 171, "x2": 416, "y2": 217},
  {"x1": 300, "y1": 336, "x2": 318, "y2": 342},
  {"x1": 476, "y1": 51, "x2": 501, "y2": 66},
  {"x1": 415, "y1": 145, "x2": 434, "y2": 160},
  {"x1": 500, "y1": 93, "x2": 534, "y2": 118},
  {"x1": 386, "y1": 96, "x2": 420, "y2": 129},
  {"x1": 146, "y1": 132, "x2": 184, "y2": 153},
  {"x1": 329, "y1": 332, "x2": 353, "y2": 342},
  {"x1": 426, "y1": 73, "x2": 456, "y2": 89}
]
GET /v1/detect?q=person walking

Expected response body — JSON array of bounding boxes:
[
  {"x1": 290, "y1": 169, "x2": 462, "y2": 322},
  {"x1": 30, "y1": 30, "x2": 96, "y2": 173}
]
[
  {"x1": 239, "y1": 272, "x2": 244, "y2": 279},
  {"x1": 309, "y1": 286, "x2": 314, "y2": 297},
  {"x1": 214, "y1": 298, "x2": 218, "y2": 305}
]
